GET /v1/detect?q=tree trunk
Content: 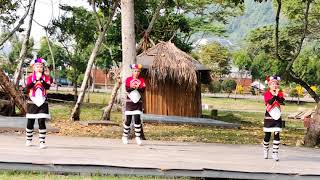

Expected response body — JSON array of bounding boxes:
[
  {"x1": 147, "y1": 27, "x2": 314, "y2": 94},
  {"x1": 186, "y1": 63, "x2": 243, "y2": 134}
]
[
  {"x1": 74, "y1": 83, "x2": 78, "y2": 101},
  {"x1": 91, "y1": 64, "x2": 96, "y2": 93},
  {"x1": 288, "y1": 70, "x2": 319, "y2": 103},
  {"x1": 121, "y1": 0, "x2": 136, "y2": 110},
  {"x1": 73, "y1": 65, "x2": 78, "y2": 101},
  {"x1": 136, "y1": 0, "x2": 166, "y2": 52},
  {"x1": 101, "y1": 79, "x2": 121, "y2": 120},
  {"x1": 86, "y1": 76, "x2": 91, "y2": 103},
  {"x1": 0, "y1": 68, "x2": 26, "y2": 114},
  {"x1": 304, "y1": 102, "x2": 320, "y2": 147},
  {"x1": 13, "y1": 0, "x2": 37, "y2": 87},
  {"x1": 105, "y1": 70, "x2": 108, "y2": 91},
  {"x1": 121, "y1": 0, "x2": 145, "y2": 139},
  {"x1": 121, "y1": 0, "x2": 136, "y2": 117},
  {"x1": 70, "y1": 23, "x2": 109, "y2": 121},
  {"x1": 73, "y1": 77, "x2": 78, "y2": 102}
]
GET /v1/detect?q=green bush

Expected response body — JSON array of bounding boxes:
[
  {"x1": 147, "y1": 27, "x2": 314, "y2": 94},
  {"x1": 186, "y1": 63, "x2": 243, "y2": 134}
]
[
  {"x1": 221, "y1": 79, "x2": 237, "y2": 93},
  {"x1": 289, "y1": 88, "x2": 298, "y2": 97},
  {"x1": 316, "y1": 86, "x2": 320, "y2": 95},
  {"x1": 208, "y1": 81, "x2": 222, "y2": 93}
]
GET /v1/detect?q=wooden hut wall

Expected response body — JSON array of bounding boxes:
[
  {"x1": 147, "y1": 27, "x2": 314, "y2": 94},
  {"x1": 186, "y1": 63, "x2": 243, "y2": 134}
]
[{"x1": 142, "y1": 75, "x2": 202, "y2": 117}]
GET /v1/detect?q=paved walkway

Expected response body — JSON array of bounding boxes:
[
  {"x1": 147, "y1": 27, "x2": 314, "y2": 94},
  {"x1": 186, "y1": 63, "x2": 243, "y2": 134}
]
[
  {"x1": 0, "y1": 134, "x2": 319, "y2": 179},
  {"x1": 142, "y1": 114, "x2": 240, "y2": 128},
  {"x1": 0, "y1": 116, "x2": 59, "y2": 132}
]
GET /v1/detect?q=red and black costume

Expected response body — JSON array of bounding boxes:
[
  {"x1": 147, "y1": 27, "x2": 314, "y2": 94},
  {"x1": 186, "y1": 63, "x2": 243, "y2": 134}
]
[
  {"x1": 262, "y1": 76, "x2": 285, "y2": 161},
  {"x1": 25, "y1": 58, "x2": 52, "y2": 146},
  {"x1": 263, "y1": 90, "x2": 285, "y2": 132},
  {"x1": 122, "y1": 75, "x2": 146, "y2": 139},
  {"x1": 124, "y1": 76, "x2": 146, "y2": 115}
]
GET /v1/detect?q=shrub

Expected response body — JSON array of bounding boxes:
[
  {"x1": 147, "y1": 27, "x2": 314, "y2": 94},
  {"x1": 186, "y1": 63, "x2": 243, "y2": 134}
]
[
  {"x1": 289, "y1": 88, "x2": 298, "y2": 98},
  {"x1": 295, "y1": 85, "x2": 304, "y2": 97},
  {"x1": 236, "y1": 84, "x2": 244, "y2": 94},
  {"x1": 221, "y1": 79, "x2": 237, "y2": 94},
  {"x1": 317, "y1": 87, "x2": 320, "y2": 95},
  {"x1": 208, "y1": 81, "x2": 222, "y2": 93}
]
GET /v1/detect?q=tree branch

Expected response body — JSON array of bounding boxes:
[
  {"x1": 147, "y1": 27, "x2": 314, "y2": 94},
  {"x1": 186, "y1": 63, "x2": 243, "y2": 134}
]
[
  {"x1": 288, "y1": 69, "x2": 319, "y2": 103},
  {"x1": 136, "y1": 0, "x2": 166, "y2": 52},
  {"x1": 169, "y1": 30, "x2": 177, "y2": 42},
  {"x1": 32, "y1": 18, "x2": 45, "y2": 28},
  {"x1": 0, "y1": 0, "x2": 33, "y2": 47},
  {"x1": 193, "y1": 32, "x2": 206, "y2": 49},
  {"x1": 145, "y1": 0, "x2": 166, "y2": 36},
  {"x1": 13, "y1": 0, "x2": 36, "y2": 87},
  {"x1": 101, "y1": 0, "x2": 119, "y2": 30},
  {"x1": 285, "y1": 0, "x2": 312, "y2": 71},
  {"x1": 91, "y1": 0, "x2": 103, "y2": 31},
  {"x1": 274, "y1": 0, "x2": 284, "y2": 61}
]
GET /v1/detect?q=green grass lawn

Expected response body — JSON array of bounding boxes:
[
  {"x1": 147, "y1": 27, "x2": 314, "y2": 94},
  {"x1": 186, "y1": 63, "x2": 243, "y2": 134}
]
[
  {"x1": 47, "y1": 92, "x2": 315, "y2": 146},
  {"x1": 0, "y1": 171, "x2": 190, "y2": 180},
  {"x1": 202, "y1": 96, "x2": 316, "y2": 112}
]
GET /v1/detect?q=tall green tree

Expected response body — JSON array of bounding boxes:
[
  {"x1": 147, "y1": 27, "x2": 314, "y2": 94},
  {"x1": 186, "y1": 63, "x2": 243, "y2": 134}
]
[
  {"x1": 235, "y1": 0, "x2": 320, "y2": 146},
  {"x1": 293, "y1": 44, "x2": 320, "y2": 86},
  {"x1": 232, "y1": 50, "x2": 252, "y2": 78},
  {"x1": 198, "y1": 42, "x2": 231, "y2": 78}
]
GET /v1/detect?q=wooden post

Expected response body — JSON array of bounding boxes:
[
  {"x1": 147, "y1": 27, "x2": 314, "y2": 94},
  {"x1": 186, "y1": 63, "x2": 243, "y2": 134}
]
[{"x1": 211, "y1": 109, "x2": 218, "y2": 119}]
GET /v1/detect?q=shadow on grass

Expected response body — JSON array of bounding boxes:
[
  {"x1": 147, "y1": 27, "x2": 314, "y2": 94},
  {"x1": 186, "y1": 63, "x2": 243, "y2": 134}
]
[
  {"x1": 218, "y1": 112, "x2": 256, "y2": 126},
  {"x1": 202, "y1": 110, "x2": 257, "y2": 126}
]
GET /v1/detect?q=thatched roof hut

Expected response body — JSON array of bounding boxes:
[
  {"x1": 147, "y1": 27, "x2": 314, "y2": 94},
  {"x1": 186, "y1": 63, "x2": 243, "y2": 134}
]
[{"x1": 137, "y1": 42, "x2": 210, "y2": 117}]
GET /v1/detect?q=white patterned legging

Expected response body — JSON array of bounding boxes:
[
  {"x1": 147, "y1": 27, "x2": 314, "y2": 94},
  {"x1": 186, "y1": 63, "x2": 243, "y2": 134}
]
[
  {"x1": 123, "y1": 115, "x2": 142, "y2": 138},
  {"x1": 26, "y1": 118, "x2": 47, "y2": 143}
]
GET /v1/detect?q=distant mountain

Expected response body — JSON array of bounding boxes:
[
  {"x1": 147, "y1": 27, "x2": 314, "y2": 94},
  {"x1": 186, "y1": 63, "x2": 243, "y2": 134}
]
[
  {"x1": 226, "y1": 0, "x2": 275, "y2": 44},
  {"x1": 190, "y1": 0, "x2": 275, "y2": 50}
]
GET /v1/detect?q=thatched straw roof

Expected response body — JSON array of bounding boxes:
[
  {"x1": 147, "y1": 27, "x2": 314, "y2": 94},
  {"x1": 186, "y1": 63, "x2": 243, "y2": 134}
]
[{"x1": 137, "y1": 42, "x2": 210, "y2": 90}]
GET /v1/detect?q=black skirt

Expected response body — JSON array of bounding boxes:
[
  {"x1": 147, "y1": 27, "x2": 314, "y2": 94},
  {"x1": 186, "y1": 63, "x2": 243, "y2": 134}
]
[
  {"x1": 263, "y1": 111, "x2": 282, "y2": 132},
  {"x1": 26, "y1": 100, "x2": 51, "y2": 119},
  {"x1": 125, "y1": 98, "x2": 143, "y2": 115}
]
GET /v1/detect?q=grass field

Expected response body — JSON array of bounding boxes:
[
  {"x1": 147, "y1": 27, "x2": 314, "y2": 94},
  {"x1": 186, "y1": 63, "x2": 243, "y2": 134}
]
[
  {"x1": 202, "y1": 96, "x2": 316, "y2": 112},
  {"x1": 48, "y1": 92, "x2": 316, "y2": 146}
]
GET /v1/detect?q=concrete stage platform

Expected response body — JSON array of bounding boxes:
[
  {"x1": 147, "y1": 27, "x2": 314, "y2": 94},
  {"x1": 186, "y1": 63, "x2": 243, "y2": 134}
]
[
  {"x1": 0, "y1": 134, "x2": 319, "y2": 179},
  {"x1": 0, "y1": 116, "x2": 59, "y2": 132}
]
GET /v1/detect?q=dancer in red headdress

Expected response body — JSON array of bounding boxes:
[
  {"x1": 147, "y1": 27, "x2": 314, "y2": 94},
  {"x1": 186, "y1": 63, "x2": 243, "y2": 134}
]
[
  {"x1": 25, "y1": 57, "x2": 52, "y2": 149},
  {"x1": 122, "y1": 64, "x2": 146, "y2": 145},
  {"x1": 262, "y1": 76, "x2": 285, "y2": 161}
]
